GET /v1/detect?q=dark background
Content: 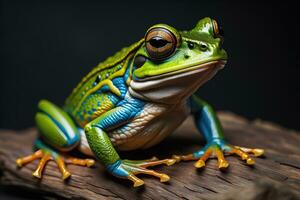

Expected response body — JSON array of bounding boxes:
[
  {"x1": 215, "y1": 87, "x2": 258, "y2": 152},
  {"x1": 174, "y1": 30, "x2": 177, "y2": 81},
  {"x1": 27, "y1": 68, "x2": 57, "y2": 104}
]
[
  {"x1": 0, "y1": 0, "x2": 299, "y2": 131},
  {"x1": 0, "y1": 1, "x2": 299, "y2": 199}
]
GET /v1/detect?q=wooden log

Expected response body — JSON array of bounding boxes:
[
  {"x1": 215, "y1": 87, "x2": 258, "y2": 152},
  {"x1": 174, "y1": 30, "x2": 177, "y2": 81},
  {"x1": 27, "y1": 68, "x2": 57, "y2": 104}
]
[{"x1": 0, "y1": 112, "x2": 299, "y2": 200}]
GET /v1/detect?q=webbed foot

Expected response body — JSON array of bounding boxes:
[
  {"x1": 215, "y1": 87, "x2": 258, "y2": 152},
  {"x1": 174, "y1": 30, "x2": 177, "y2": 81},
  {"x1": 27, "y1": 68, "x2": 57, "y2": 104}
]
[
  {"x1": 16, "y1": 142, "x2": 95, "y2": 180},
  {"x1": 172, "y1": 139, "x2": 264, "y2": 170},
  {"x1": 108, "y1": 157, "x2": 176, "y2": 187}
]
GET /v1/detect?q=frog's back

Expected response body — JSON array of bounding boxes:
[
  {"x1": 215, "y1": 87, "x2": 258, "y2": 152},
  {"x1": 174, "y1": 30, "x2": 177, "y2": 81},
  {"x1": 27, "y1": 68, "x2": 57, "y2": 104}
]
[{"x1": 64, "y1": 39, "x2": 144, "y2": 127}]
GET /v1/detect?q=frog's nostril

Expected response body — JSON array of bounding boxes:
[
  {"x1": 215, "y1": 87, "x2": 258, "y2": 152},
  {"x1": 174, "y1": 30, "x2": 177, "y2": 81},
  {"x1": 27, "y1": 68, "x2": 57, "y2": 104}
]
[{"x1": 184, "y1": 54, "x2": 190, "y2": 59}]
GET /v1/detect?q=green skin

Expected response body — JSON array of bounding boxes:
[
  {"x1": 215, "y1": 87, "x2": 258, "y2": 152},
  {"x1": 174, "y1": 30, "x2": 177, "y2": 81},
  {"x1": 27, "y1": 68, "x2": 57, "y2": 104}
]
[{"x1": 17, "y1": 17, "x2": 264, "y2": 187}]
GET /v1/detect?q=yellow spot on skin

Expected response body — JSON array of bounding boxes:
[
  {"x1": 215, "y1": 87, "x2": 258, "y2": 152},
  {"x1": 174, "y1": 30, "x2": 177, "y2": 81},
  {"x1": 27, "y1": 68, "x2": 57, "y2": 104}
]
[{"x1": 73, "y1": 79, "x2": 121, "y2": 115}]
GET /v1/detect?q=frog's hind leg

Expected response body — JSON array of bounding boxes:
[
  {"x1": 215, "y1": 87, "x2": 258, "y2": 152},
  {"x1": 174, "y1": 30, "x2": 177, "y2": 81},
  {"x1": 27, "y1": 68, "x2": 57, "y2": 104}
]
[{"x1": 16, "y1": 100, "x2": 95, "y2": 180}]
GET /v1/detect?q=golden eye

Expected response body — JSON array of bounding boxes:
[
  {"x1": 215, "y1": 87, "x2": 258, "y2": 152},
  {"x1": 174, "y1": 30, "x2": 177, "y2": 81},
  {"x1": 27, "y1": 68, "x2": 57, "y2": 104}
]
[
  {"x1": 212, "y1": 19, "x2": 224, "y2": 39},
  {"x1": 212, "y1": 20, "x2": 219, "y2": 36},
  {"x1": 145, "y1": 27, "x2": 178, "y2": 60}
]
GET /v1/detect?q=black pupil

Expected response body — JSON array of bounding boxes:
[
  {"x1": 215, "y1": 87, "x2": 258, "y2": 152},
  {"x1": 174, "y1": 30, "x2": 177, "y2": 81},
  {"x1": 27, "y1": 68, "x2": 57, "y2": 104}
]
[{"x1": 149, "y1": 36, "x2": 168, "y2": 48}]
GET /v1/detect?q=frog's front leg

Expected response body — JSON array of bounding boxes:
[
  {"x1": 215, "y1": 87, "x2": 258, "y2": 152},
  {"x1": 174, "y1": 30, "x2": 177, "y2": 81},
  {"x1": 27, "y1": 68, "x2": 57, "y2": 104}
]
[
  {"x1": 84, "y1": 99, "x2": 176, "y2": 187},
  {"x1": 173, "y1": 95, "x2": 264, "y2": 169}
]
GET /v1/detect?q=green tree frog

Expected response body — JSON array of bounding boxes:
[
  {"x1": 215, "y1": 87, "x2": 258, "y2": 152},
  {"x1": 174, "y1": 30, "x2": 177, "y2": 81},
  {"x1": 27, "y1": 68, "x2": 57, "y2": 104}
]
[{"x1": 16, "y1": 17, "x2": 264, "y2": 187}]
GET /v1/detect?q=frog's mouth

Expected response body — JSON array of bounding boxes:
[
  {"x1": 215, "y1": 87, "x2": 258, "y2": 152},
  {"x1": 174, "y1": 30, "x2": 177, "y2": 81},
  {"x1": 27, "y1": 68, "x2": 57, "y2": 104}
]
[{"x1": 129, "y1": 60, "x2": 227, "y2": 104}]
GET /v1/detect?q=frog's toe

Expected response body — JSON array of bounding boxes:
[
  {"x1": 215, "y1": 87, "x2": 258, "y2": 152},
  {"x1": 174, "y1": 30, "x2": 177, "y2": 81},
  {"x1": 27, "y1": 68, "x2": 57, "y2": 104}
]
[
  {"x1": 128, "y1": 174, "x2": 145, "y2": 187},
  {"x1": 227, "y1": 146, "x2": 264, "y2": 165},
  {"x1": 128, "y1": 170, "x2": 170, "y2": 187},
  {"x1": 193, "y1": 142, "x2": 264, "y2": 169},
  {"x1": 233, "y1": 146, "x2": 264, "y2": 157},
  {"x1": 172, "y1": 154, "x2": 198, "y2": 163},
  {"x1": 124, "y1": 156, "x2": 176, "y2": 168},
  {"x1": 16, "y1": 149, "x2": 70, "y2": 180},
  {"x1": 140, "y1": 157, "x2": 176, "y2": 167},
  {"x1": 16, "y1": 149, "x2": 95, "y2": 180},
  {"x1": 172, "y1": 141, "x2": 264, "y2": 170},
  {"x1": 193, "y1": 147, "x2": 230, "y2": 170},
  {"x1": 16, "y1": 149, "x2": 43, "y2": 167},
  {"x1": 111, "y1": 157, "x2": 173, "y2": 187},
  {"x1": 214, "y1": 147, "x2": 230, "y2": 169},
  {"x1": 65, "y1": 157, "x2": 96, "y2": 167},
  {"x1": 131, "y1": 167, "x2": 170, "y2": 183},
  {"x1": 52, "y1": 155, "x2": 95, "y2": 180},
  {"x1": 32, "y1": 152, "x2": 52, "y2": 178}
]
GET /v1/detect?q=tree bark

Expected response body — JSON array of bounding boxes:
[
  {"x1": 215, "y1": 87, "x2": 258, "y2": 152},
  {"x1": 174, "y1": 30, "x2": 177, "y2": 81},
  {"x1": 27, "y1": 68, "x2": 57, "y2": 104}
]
[{"x1": 0, "y1": 112, "x2": 299, "y2": 200}]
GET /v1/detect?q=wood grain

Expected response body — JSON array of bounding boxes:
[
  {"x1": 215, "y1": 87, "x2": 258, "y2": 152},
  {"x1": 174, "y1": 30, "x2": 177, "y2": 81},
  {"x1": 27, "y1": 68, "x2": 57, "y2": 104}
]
[{"x1": 0, "y1": 112, "x2": 299, "y2": 200}]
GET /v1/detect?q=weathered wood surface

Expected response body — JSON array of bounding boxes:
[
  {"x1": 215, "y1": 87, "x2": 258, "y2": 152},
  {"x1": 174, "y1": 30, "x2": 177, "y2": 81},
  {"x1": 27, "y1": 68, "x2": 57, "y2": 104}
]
[{"x1": 0, "y1": 112, "x2": 299, "y2": 200}]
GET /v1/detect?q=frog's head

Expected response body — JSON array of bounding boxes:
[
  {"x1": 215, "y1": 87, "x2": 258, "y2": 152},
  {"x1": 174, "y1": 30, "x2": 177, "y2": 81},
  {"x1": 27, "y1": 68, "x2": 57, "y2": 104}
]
[{"x1": 129, "y1": 17, "x2": 228, "y2": 104}]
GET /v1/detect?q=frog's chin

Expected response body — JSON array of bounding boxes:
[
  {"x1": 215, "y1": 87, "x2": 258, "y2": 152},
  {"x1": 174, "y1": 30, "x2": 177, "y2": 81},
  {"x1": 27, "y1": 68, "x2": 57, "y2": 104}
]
[{"x1": 129, "y1": 60, "x2": 226, "y2": 104}]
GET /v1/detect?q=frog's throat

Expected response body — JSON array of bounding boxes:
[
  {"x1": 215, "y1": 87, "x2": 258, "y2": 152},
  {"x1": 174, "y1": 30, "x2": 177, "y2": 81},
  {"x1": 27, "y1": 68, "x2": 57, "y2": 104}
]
[{"x1": 128, "y1": 60, "x2": 226, "y2": 104}]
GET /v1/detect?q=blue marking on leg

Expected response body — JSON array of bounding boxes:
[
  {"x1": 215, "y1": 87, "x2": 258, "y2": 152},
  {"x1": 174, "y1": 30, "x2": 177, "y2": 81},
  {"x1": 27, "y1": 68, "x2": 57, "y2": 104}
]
[
  {"x1": 106, "y1": 160, "x2": 129, "y2": 177},
  {"x1": 112, "y1": 77, "x2": 128, "y2": 98},
  {"x1": 95, "y1": 97, "x2": 146, "y2": 130}
]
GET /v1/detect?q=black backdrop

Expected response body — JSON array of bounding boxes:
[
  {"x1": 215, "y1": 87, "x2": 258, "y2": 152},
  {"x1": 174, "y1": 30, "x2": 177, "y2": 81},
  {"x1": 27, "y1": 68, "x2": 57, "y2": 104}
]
[{"x1": 1, "y1": 0, "x2": 299, "y2": 130}]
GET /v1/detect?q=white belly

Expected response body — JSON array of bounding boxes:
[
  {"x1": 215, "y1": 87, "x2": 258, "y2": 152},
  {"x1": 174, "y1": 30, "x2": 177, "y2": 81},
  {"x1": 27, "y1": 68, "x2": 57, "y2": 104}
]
[
  {"x1": 77, "y1": 102, "x2": 190, "y2": 154},
  {"x1": 109, "y1": 102, "x2": 190, "y2": 151}
]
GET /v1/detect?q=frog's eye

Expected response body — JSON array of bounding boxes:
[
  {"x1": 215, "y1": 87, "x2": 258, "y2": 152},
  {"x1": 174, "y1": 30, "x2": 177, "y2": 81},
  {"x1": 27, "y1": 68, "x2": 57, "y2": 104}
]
[
  {"x1": 212, "y1": 20, "x2": 224, "y2": 39},
  {"x1": 145, "y1": 27, "x2": 178, "y2": 60}
]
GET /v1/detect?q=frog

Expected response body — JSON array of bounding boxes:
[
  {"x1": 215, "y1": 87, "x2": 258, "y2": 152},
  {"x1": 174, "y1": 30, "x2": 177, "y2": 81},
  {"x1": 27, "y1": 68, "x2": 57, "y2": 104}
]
[{"x1": 16, "y1": 17, "x2": 264, "y2": 187}]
